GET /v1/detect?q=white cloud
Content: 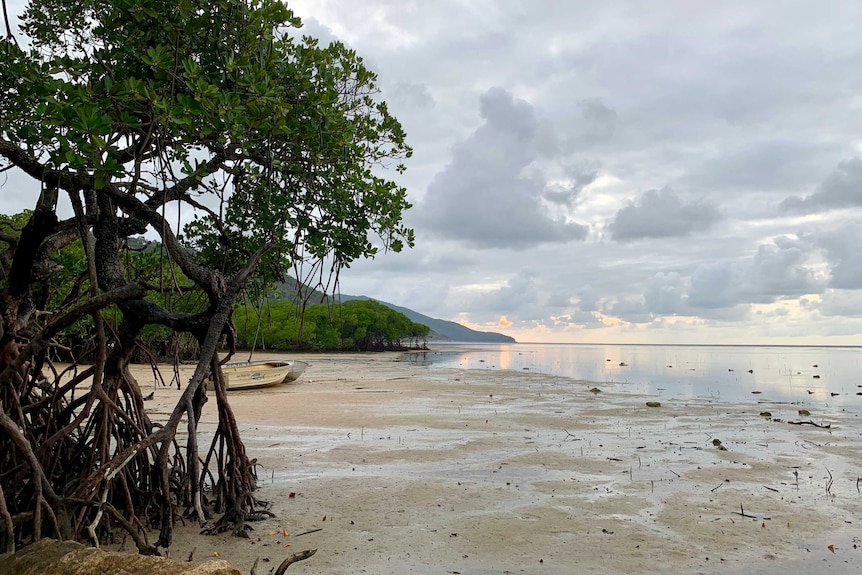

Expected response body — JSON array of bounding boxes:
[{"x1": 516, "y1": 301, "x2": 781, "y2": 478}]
[{"x1": 416, "y1": 87, "x2": 589, "y2": 249}]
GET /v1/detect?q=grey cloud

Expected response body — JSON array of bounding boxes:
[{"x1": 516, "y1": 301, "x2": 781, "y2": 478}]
[
  {"x1": 695, "y1": 306, "x2": 752, "y2": 323},
  {"x1": 575, "y1": 98, "x2": 617, "y2": 144},
  {"x1": 551, "y1": 98, "x2": 619, "y2": 153},
  {"x1": 609, "y1": 188, "x2": 722, "y2": 241},
  {"x1": 655, "y1": 269, "x2": 752, "y2": 321},
  {"x1": 418, "y1": 87, "x2": 589, "y2": 249},
  {"x1": 686, "y1": 263, "x2": 737, "y2": 310},
  {"x1": 814, "y1": 222, "x2": 862, "y2": 289},
  {"x1": 654, "y1": 237, "x2": 820, "y2": 314},
  {"x1": 467, "y1": 270, "x2": 544, "y2": 321},
  {"x1": 643, "y1": 272, "x2": 688, "y2": 315},
  {"x1": 542, "y1": 161, "x2": 599, "y2": 206},
  {"x1": 750, "y1": 239, "x2": 817, "y2": 297},
  {"x1": 569, "y1": 311, "x2": 605, "y2": 328},
  {"x1": 681, "y1": 140, "x2": 834, "y2": 199},
  {"x1": 479, "y1": 87, "x2": 535, "y2": 137},
  {"x1": 545, "y1": 291, "x2": 575, "y2": 309},
  {"x1": 781, "y1": 158, "x2": 862, "y2": 213},
  {"x1": 389, "y1": 82, "x2": 435, "y2": 110},
  {"x1": 546, "y1": 311, "x2": 605, "y2": 329},
  {"x1": 814, "y1": 289, "x2": 862, "y2": 318},
  {"x1": 602, "y1": 296, "x2": 651, "y2": 324},
  {"x1": 576, "y1": 285, "x2": 601, "y2": 312},
  {"x1": 756, "y1": 307, "x2": 790, "y2": 318}
]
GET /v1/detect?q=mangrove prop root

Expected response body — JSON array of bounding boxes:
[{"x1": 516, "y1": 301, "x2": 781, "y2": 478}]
[{"x1": 0, "y1": 244, "x2": 275, "y2": 551}]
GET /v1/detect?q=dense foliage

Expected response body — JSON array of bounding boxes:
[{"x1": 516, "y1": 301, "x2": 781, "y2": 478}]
[
  {"x1": 235, "y1": 299, "x2": 430, "y2": 351},
  {"x1": 0, "y1": 0, "x2": 412, "y2": 555}
]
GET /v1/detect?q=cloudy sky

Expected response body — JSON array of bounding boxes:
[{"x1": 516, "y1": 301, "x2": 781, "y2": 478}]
[
  {"x1": 282, "y1": 0, "x2": 862, "y2": 345},
  {"x1": 4, "y1": 1, "x2": 862, "y2": 345}
]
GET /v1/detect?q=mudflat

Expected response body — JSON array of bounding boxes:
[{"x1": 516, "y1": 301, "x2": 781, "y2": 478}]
[{"x1": 132, "y1": 351, "x2": 862, "y2": 574}]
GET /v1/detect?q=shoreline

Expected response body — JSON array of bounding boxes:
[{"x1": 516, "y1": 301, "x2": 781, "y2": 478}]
[{"x1": 136, "y1": 351, "x2": 862, "y2": 574}]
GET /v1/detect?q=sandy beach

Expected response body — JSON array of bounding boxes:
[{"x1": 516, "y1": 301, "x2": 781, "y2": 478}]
[{"x1": 134, "y1": 351, "x2": 862, "y2": 574}]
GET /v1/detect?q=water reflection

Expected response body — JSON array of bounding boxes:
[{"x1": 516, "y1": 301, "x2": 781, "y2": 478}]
[{"x1": 404, "y1": 343, "x2": 862, "y2": 411}]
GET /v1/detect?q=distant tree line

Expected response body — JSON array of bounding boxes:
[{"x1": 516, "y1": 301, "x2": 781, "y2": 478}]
[
  {"x1": 234, "y1": 298, "x2": 430, "y2": 351},
  {"x1": 1, "y1": 217, "x2": 427, "y2": 358}
]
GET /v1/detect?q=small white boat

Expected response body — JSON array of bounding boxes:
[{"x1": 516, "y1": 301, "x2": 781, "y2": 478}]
[
  {"x1": 234, "y1": 360, "x2": 310, "y2": 384},
  {"x1": 208, "y1": 359, "x2": 308, "y2": 391}
]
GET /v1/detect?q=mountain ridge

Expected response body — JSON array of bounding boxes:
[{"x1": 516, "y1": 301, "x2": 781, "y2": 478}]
[
  {"x1": 272, "y1": 278, "x2": 517, "y2": 343},
  {"x1": 338, "y1": 295, "x2": 517, "y2": 343}
]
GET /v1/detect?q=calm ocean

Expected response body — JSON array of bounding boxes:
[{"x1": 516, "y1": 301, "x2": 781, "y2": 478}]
[{"x1": 406, "y1": 342, "x2": 862, "y2": 412}]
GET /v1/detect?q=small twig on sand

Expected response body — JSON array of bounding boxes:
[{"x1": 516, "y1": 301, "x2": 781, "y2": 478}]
[
  {"x1": 711, "y1": 482, "x2": 724, "y2": 492},
  {"x1": 274, "y1": 549, "x2": 318, "y2": 574},
  {"x1": 826, "y1": 467, "x2": 834, "y2": 496},
  {"x1": 763, "y1": 486, "x2": 779, "y2": 493},
  {"x1": 562, "y1": 429, "x2": 580, "y2": 440},
  {"x1": 733, "y1": 503, "x2": 758, "y2": 519},
  {"x1": 295, "y1": 528, "x2": 323, "y2": 537},
  {"x1": 187, "y1": 547, "x2": 196, "y2": 562}
]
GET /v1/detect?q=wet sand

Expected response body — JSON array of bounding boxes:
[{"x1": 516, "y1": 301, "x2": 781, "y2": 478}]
[{"x1": 136, "y1": 352, "x2": 862, "y2": 574}]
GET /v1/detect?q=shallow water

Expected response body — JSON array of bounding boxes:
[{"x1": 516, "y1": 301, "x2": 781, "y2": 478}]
[{"x1": 405, "y1": 342, "x2": 862, "y2": 412}]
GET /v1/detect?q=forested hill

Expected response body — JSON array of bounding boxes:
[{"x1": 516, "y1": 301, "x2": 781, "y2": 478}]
[
  {"x1": 272, "y1": 279, "x2": 516, "y2": 343},
  {"x1": 337, "y1": 296, "x2": 517, "y2": 343}
]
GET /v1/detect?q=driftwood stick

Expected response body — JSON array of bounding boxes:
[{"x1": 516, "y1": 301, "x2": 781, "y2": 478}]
[
  {"x1": 787, "y1": 420, "x2": 831, "y2": 429},
  {"x1": 274, "y1": 549, "x2": 317, "y2": 574}
]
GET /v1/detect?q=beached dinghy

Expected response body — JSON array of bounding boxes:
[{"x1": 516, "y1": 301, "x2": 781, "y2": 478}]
[
  {"x1": 235, "y1": 359, "x2": 310, "y2": 383},
  {"x1": 207, "y1": 360, "x2": 308, "y2": 391},
  {"x1": 212, "y1": 362, "x2": 292, "y2": 391}
]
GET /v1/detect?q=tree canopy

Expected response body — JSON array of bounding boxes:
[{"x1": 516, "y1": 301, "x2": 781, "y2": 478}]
[{"x1": 0, "y1": 0, "x2": 412, "y2": 554}]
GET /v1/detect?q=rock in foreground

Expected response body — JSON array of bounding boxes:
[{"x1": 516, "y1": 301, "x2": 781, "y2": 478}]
[{"x1": 0, "y1": 539, "x2": 241, "y2": 575}]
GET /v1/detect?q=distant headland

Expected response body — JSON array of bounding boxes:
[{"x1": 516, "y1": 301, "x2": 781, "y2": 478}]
[{"x1": 337, "y1": 296, "x2": 517, "y2": 343}]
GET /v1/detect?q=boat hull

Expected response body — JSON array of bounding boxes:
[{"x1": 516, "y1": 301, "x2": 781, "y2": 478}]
[
  {"x1": 284, "y1": 360, "x2": 309, "y2": 383},
  {"x1": 207, "y1": 362, "x2": 295, "y2": 391}
]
